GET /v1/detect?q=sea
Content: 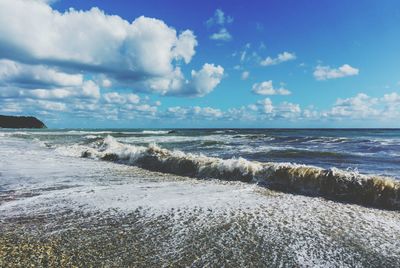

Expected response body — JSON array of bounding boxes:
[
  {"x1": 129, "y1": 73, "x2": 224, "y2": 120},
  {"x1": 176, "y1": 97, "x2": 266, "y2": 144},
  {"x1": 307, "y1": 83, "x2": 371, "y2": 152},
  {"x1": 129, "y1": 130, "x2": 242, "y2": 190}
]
[{"x1": 1, "y1": 128, "x2": 400, "y2": 266}]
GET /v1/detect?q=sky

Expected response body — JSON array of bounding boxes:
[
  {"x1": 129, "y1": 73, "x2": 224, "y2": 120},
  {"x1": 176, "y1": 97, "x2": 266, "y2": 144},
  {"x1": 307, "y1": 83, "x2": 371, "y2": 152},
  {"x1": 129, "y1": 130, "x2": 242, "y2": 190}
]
[{"x1": 0, "y1": 0, "x2": 400, "y2": 128}]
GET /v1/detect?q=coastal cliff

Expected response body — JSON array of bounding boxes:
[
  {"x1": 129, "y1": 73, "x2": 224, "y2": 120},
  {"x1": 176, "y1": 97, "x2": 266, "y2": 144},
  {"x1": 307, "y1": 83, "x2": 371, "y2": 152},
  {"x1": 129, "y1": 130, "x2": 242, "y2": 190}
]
[{"x1": 0, "y1": 115, "x2": 47, "y2": 129}]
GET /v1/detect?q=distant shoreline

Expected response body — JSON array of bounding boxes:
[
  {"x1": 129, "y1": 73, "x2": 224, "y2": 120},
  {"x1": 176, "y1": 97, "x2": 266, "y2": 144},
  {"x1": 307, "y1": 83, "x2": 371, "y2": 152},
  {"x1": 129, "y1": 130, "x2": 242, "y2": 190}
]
[{"x1": 0, "y1": 115, "x2": 46, "y2": 129}]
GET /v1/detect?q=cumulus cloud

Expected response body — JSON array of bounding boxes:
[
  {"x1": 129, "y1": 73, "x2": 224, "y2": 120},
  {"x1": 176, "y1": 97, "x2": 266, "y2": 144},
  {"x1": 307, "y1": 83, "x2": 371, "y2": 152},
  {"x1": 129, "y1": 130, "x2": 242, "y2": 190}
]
[
  {"x1": 252, "y1": 81, "x2": 291, "y2": 96},
  {"x1": 0, "y1": 0, "x2": 223, "y2": 97},
  {"x1": 238, "y1": 98, "x2": 302, "y2": 120},
  {"x1": 324, "y1": 92, "x2": 400, "y2": 120},
  {"x1": 184, "y1": 64, "x2": 224, "y2": 97},
  {"x1": 0, "y1": 1, "x2": 194, "y2": 76},
  {"x1": 256, "y1": 98, "x2": 274, "y2": 113},
  {"x1": 160, "y1": 92, "x2": 400, "y2": 124},
  {"x1": 275, "y1": 101, "x2": 301, "y2": 118},
  {"x1": 314, "y1": 64, "x2": 359, "y2": 80},
  {"x1": 0, "y1": 59, "x2": 100, "y2": 100},
  {"x1": 260, "y1": 52, "x2": 296, "y2": 66},
  {"x1": 382, "y1": 92, "x2": 400, "y2": 103},
  {"x1": 328, "y1": 94, "x2": 374, "y2": 117},
  {"x1": 133, "y1": 63, "x2": 224, "y2": 97},
  {"x1": 257, "y1": 99, "x2": 300, "y2": 116},
  {"x1": 38, "y1": 90, "x2": 159, "y2": 121},
  {"x1": 0, "y1": 60, "x2": 83, "y2": 88}
]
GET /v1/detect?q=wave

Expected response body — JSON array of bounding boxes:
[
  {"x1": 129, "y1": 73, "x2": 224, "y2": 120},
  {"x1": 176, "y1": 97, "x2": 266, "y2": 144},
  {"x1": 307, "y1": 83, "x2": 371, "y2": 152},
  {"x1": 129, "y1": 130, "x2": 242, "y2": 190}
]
[
  {"x1": 84, "y1": 135, "x2": 101, "y2": 139},
  {"x1": 200, "y1": 140, "x2": 226, "y2": 147},
  {"x1": 140, "y1": 130, "x2": 170, "y2": 135},
  {"x1": 266, "y1": 149, "x2": 348, "y2": 159},
  {"x1": 0, "y1": 131, "x2": 29, "y2": 137},
  {"x1": 213, "y1": 130, "x2": 237, "y2": 134},
  {"x1": 59, "y1": 136, "x2": 400, "y2": 210}
]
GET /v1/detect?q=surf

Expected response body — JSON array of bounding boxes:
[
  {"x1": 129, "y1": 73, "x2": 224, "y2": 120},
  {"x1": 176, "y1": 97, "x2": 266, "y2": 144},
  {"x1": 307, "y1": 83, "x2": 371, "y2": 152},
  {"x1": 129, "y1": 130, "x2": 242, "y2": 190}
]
[{"x1": 60, "y1": 135, "x2": 400, "y2": 210}]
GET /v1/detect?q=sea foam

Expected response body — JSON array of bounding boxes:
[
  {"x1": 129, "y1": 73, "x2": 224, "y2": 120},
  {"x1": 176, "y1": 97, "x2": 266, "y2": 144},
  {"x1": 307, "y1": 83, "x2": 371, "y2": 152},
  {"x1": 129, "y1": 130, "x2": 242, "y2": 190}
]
[{"x1": 64, "y1": 136, "x2": 400, "y2": 210}]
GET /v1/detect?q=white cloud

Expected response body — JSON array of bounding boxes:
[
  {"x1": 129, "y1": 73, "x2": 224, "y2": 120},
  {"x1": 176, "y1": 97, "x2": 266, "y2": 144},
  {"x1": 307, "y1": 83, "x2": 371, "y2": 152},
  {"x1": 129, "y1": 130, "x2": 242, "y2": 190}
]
[
  {"x1": 128, "y1": 104, "x2": 157, "y2": 114},
  {"x1": 314, "y1": 64, "x2": 359, "y2": 80},
  {"x1": 252, "y1": 81, "x2": 291, "y2": 96},
  {"x1": 70, "y1": 92, "x2": 158, "y2": 121},
  {"x1": 196, "y1": 106, "x2": 223, "y2": 117},
  {"x1": 0, "y1": 1, "x2": 195, "y2": 76},
  {"x1": 22, "y1": 88, "x2": 73, "y2": 100},
  {"x1": 275, "y1": 101, "x2": 301, "y2": 118},
  {"x1": 302, "y1": 107, "x2": 319, "y2": 119},
  {"x1": 382, "y1": 92, "x2": 400, "y2": 103},
  {"x1": 327, "y1": 93, "x2": 379, "y2": 118},
  {"x1": 102, "y1": 79, "x2": 112, "y2": 88},
  {"x1": 185, "y1": 64, "x2": 224, "y2": 97},
  {"x1": 210, "y1": 28, "x2": 232, "y2": 41},
  {"x1": 169, "y1": 64, "x2": 224, "y2": 97},
  {"x1": 1, "y1": 78, "x2": 100, "y2": 101},
  {"x1": 240, "y1": 50, "x2": 247, "y2": 62},
  {"x1": 260, "y1": 52, "x2": 296, "y2": 66},
  {"x1": 256, "y1": 98, "x2": 274, "y2": 113},
  {"x1": 323, "y1": 91, "x2": 400, "y2": 121},
  {"x1": 35, "y1": 100, "x2": 67, "y2": 111},
  {"x1": 249, "y1": 98, "x2": 302, "y2": 119},
  {"x1": 103, "y1": 92, "x2": 140, "y2": 104},
  {"x1": 135, "y1": 63, "x2": 223, "y2": 97},
  {"x1": 173, "y1": 30, "x2": 198, "y2": 64},
  {"x1": 81, "y1": 80, "x2": 100, "y2": 99},
  {"x1": 206, "y1": 9, "x2": 233, "y2": 42},
  {"x1": 35, "y1": 0, "x2": 59, "y2": 3},
  {"x1": 0, "y1": 59, "x2": 83, "y2": 88},
  {"x1": 159, "y1": 92, "x2": 400, "y2": 123},
  {"x1": 166, "y1": 106, "x2": 223, "y2": 120},
  {"x1": 0, "y1": 101, "x2": 23, "y2": 113},
  {"x1": 0, "y1": 0, "x2": 224, "y2": 97},
  {"x1": 206, "y1": 9, "x2": 233, "y2": 27},
  {"x1": 241, "y1": 71, "x2": 249, "y2": 80}
]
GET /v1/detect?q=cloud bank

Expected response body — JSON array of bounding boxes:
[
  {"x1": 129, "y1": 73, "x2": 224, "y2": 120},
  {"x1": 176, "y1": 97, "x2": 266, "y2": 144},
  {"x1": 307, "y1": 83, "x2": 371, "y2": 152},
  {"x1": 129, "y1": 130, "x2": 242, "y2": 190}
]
[{"x1": 0, "y1": 0, "x2": 223, "y2": 97}]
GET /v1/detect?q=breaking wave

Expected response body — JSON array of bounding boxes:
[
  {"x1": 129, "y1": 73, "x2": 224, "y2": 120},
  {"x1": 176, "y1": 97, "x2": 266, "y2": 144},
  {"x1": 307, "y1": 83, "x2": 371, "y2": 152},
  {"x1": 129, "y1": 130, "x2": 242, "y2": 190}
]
[
  {"x1": 60, "y1": 136, "x2": 400, "y2": 210},
  {"x1": 140, "y1": 130, "x2": 170, "y2": 135}
]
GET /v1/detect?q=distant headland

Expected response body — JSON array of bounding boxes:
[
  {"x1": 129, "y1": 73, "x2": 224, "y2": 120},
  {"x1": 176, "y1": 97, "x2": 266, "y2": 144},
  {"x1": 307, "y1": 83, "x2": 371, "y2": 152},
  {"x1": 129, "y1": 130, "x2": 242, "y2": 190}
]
[{"x1": 0, "y1": 115, "x2": 47, "y2": 129}]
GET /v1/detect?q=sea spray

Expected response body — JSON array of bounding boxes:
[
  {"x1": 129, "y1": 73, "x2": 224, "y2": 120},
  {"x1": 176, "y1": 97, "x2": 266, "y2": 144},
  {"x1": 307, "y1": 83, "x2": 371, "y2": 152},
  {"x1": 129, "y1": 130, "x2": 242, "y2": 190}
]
[{"x1": 76, "y1": 136, "x2": 400, "y2": 210}]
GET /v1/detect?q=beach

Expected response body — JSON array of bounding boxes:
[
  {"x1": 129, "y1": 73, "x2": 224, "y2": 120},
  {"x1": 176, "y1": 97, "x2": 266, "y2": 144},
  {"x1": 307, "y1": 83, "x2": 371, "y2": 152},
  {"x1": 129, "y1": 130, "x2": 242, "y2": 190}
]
[{"x1": 1, "y1": 129, "x2": 400, "y2": 266}]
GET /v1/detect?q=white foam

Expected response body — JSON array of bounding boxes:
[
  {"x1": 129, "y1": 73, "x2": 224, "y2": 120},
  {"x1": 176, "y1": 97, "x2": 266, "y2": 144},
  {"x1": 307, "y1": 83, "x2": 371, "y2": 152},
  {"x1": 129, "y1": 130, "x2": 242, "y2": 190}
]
[
  {"x1": 1, "y1": 137, "x2": 400, "y2": 266},
  {"x1": 141, "y1": 130, "x2": 170, "y2": 134}
]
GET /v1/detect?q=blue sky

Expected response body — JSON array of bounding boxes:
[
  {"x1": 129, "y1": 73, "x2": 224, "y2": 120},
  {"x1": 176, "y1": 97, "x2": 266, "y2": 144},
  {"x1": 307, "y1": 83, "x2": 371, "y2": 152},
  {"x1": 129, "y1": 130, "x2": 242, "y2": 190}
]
[{"x1": 0, "y1": 0, "x2": 399, "y2": 128}]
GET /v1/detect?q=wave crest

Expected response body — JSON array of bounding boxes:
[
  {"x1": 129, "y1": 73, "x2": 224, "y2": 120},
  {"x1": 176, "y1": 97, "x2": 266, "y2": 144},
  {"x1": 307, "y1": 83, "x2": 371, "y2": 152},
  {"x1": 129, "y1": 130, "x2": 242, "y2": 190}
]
[{"x1": 74, "y1": 136, "x2": 400, "y2": 210}]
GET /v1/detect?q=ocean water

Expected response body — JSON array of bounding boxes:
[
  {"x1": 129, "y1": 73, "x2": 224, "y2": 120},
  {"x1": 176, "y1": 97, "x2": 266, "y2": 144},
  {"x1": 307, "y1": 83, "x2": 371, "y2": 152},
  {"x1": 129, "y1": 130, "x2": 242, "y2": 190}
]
[
  {"x1": 1, "y1": 129, "x2": 400, "y2": 266},
  {"x1": 3, "y1": 128, "x2": 400, "y2": 176}
]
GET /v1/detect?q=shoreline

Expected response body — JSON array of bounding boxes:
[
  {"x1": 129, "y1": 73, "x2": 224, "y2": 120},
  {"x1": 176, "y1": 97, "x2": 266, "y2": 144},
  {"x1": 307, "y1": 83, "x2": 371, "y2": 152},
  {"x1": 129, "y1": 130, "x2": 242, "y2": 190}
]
[{"x1": 1, "y1": 132, "x2": 400, "y2": 266}]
